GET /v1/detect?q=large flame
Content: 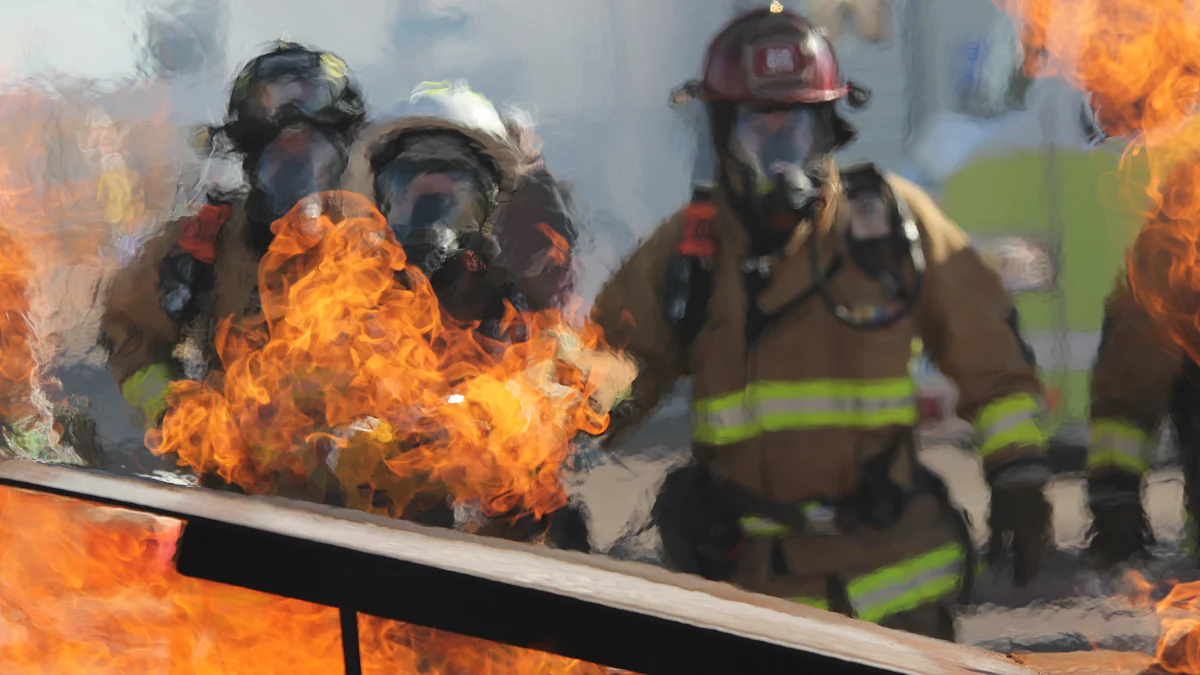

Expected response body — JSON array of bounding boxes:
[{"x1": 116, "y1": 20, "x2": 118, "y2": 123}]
[
  {"x1": 996, "y1": 0, "x2": 1200, "y2": 361},
  {"x1": 0, "y1": 224, "x2": 37, "y2": 427},
  {"x1": 0, "y1": 485, "x2": 624, "y2": 673},
  {"x1": 148, "y1": 191, "x2": 625, "y2": 521},
  {"x1": 0, "y1": 81, "x2": 176, "y2": 460}
]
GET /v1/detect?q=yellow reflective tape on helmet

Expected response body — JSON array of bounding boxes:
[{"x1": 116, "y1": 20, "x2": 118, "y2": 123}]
[
  {"x1": 413, "y1": 80, "x2": 494, "y2": 106},
  {"x1": 1087, "y1": 418, "x2": 1150, "y2": 475},
  {"x1": 319, "y1": 53, "x2": 347, "y2": 82},
  {"x1": 974, "y1": 393, "x2": 1046, "y2": 458},
  {"x1": 120, "y1": 363, "x2": 177, "y2": 427},
  {"x1": 847, "y1": 542, "x2": 965, "y2": 624}
]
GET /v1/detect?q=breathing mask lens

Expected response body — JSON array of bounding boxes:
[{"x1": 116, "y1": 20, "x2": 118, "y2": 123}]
[
  {"x1": 245, "y1": 75, "x2": 337, "y2": 126},
  {"x1": 374, "y1": 160, "x2": 488, "y2": 275},
  {"x1": 250, "y1": 123, "x2": 346, "y2": 226},
  {"x1": 730, "y1": 107, "x2": 818, "y2": 192}
]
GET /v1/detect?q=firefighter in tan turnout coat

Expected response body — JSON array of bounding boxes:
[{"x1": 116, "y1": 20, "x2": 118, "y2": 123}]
[{"x1": 590, "y1": 7, "x2": 1053, "y2": 640}]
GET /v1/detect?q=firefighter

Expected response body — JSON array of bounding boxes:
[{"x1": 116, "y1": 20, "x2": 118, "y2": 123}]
[
  {"x1": 494, "y1": 108, "x2": 580, "y2": 310},
  {"x1": 99, "y1": 41, "x2": 367, "y2": 488},
  {"x1": 589, "y1": 7, "x2": 1052, "y2": 640},
  {"x1": 337, "y1": 79, "x2": 591, "y2": 551},
  {"x1": 1085, "y1": 228, "x2": 1195, "y2": 568}
]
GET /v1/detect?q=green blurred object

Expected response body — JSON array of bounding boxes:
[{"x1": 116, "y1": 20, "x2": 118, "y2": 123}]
[{"x1": 940, "y1": 148, "x2": 1149, "y2": 456}]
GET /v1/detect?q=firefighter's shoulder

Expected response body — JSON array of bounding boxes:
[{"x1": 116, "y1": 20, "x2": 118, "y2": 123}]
[{"x1": 875, "y1": 170, "x2": 972, "y2": 254}]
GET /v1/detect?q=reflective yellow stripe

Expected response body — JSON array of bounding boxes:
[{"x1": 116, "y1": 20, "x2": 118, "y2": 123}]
[
  {"x1": 789, "y1": 596, "x2": 830, "y2": 611},
  {"x1": 847, "y1": 542, "x2": 965, "y2": 624},
  {"x1": 1087, "y1": 419, "x2": 1150, "y2": 475},
  {"x1": 412, "y1": 80, "x2": 495, "y2": 108},
  {"x1": 120, "y1": 363, "x2": 176, "y2": 426},
  {"x1": 974, "y1": 393, "x2": 1046, "y2": 458},
  {"x1": 740, "y1": 516, "x2": 790, "y2": 539},
  {"x1": 739, "y1": 502, "x2": 832, "y2": 539},
  {"x1": 693, "y1": 378, "x2": 917, "y2": 446}
]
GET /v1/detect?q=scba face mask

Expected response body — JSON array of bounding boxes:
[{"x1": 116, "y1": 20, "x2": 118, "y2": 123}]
[
  {"x1": 245, "y1": 123, "x2": 348, "y2": 251},
  {"x1": 728, "y1": 105, "x2": 831, "y2": 226}
]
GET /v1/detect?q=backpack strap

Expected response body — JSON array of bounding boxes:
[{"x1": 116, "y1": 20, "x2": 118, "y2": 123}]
[
  {"x1": 663, "y1": 189, "x2": 718, "y2": 356},
  {"x1": 159, "y1": 203, "x2": 233, "y2": 323}
]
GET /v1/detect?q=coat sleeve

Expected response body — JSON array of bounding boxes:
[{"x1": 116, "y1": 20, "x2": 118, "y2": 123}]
[
  {"x1": 1088, "y1": 274, "x2": 1181, "y2": 475},
  {"x1": 99, "y1": 222, "x2": 184, "y2": 426},
  {"x1": 588, "y1": 217, "x2": 688, "y2": 448},
  {"x1": 894, "y1": 176, "x2": 1048, "y2": 473}
]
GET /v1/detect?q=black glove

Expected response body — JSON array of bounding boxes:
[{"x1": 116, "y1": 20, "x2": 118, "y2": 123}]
[
  {"x1": 653, "y1": 463, "x2": 744, "y2": 581},
  {"x1": 1085, "y1": 468, "x2": 1153, "y2": 568},
  {"x1": 986, "y1": 459, "x2": 1053, "y2": 586}
]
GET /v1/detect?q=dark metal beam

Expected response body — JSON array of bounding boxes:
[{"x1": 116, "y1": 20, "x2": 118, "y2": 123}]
[{"x1": 0, "y1": 461, "x2": 1033, "y2": 675}]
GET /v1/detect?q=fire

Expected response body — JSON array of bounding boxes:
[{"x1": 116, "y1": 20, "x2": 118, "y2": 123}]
[
  {"x1": 359, "y1": 619, "x2": 620, "y2": 674},
  {"x1": 0, "y1": 485, "x2": 625, "y2": 674},
  {"x1": 0, "y1": 485, "x2": 344, "y2": 673},
  {"x1": 1123, "y1": 572, "x2": 1200, "y2": 674},
  {"x1": 148, "y1": 191, "x2": 628, "y2": 521},
  {"x1": 0, "y1": 224, "x2": 39, "y2": 431},
  {"x1": 0, "y1": 80, "x2": 177, "y2": 461},
  {"x1": 995, "y1": 0, "x2": 1200, "y2": 360}
]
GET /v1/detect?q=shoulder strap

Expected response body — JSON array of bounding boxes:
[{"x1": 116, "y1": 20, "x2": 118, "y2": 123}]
[
  {"x1": 664, "y1": 189, "x2": 718, "y2": 356},
  {"x1": 175, "y1": 203, "x2": 233, "y2": 264}
]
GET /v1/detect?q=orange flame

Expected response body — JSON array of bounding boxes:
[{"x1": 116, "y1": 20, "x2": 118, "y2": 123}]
[
  {"x1": 148, "y1": 191, "x2": 625, "y2": 521},
  {"x1": 0, "y1": 225, "x2": 36, "y2": 427},
  {"x1": 0, "y1": 82, "x2": 179, "y2": 464},
  {"x1": 995, "y1": 0, "x2": 1200, "y2": 362},
  {"x1": 0, "y1": 485, "x2": 628, "y2": 673},
  {"x1": 1124, "y1": 572, "x2": 1200, "y2": 674}
]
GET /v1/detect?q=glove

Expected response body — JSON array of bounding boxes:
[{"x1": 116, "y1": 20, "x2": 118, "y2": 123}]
[
  {"x1": 986, "y1": 459, "x2": 1053, "y2": 586},
  {"x1": 1085, "y1": 468, "x2": 1153, "y2": 568},
  {"x1": 120, "y1": 362, "x2": 180, "y2": 428},
  {"x1": 653, "y1": 463, "x2": 744, "y2": 581}
]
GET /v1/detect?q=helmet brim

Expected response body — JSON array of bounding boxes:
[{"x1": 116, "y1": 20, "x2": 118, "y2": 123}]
[{"x1": 343, "y1": 117, "x2": 522, "y2": 204}]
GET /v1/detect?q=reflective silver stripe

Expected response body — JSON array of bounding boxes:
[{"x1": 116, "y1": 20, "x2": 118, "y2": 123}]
[
  {"x1": 697, "y1": 395, "x2": 916, "y2": 428},
  {"x1": 1089, "y1": 432, "x2": 1144, "y2": 460},
  {"x1": 704, "y1": 405, "x2": 751, "y2": 429},
  {"x1": 849, "y1": 549, "x2": 965, "y2": 623},
  {"x1": 754, "y1": 395, "x2": 916, "y2": 417},
  {"x1": 979, "y1": 408, "x2": 1039, "y2": 441}
]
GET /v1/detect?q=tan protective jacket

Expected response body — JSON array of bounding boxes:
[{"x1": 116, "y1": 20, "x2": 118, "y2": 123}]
[
  {"x1": 591, "y1": 167, "x2": 1046, "y2": 621},
  {"x1": 100, "y1": 200, "x2": 259, "y2": 424},
  {"x1": 1088, "y1": 273, "x2": 1182, "y2": 476}
]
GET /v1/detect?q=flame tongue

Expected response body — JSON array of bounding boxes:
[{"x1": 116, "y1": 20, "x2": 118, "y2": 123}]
[
  {"x1": 0, "y1": 226, "x2": 37, "y2": 430},
  {"x1": 996, "y1": 2, "x2": 1200, "y2": 390},
  {"x1": 149, "y1": 191, "x2": 621, "y2": 521},
  {"x1": 0, "y1": 486, "x2": 628, "y2": 673}
]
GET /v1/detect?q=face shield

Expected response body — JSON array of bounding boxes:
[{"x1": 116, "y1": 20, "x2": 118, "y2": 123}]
[
  {"x1": 247, "y1": 76, "x2": 337, "y2": 127},
  {"x1": 727, "y1": 106, "x2": 829, "y2": 226},
  {"x1": 374, "y1": 159, "x2": 489, "y2": 276},
  {"x1": 246, "y1": 123, "x2": 347, "y2": 239}
]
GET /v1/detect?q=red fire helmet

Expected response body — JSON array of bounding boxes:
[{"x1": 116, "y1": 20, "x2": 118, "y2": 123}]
[{"x1": 697, "y1": 6, "x2": 850, "y2": 106}]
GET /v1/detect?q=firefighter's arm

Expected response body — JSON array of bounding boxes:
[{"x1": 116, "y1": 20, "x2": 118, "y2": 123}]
[
  {"x1": 1089, "y1": 275, "x2": 1181, "y2": 476},
  {"x1": 588, "y1": 219, "x2": 688, "y2": 448},
  {"x1": 99, "y1": 225, "x2": 184, "y2": 428},
  {"x1": 899, "y1": 181, "x2": 1047, "y2": 473}
]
